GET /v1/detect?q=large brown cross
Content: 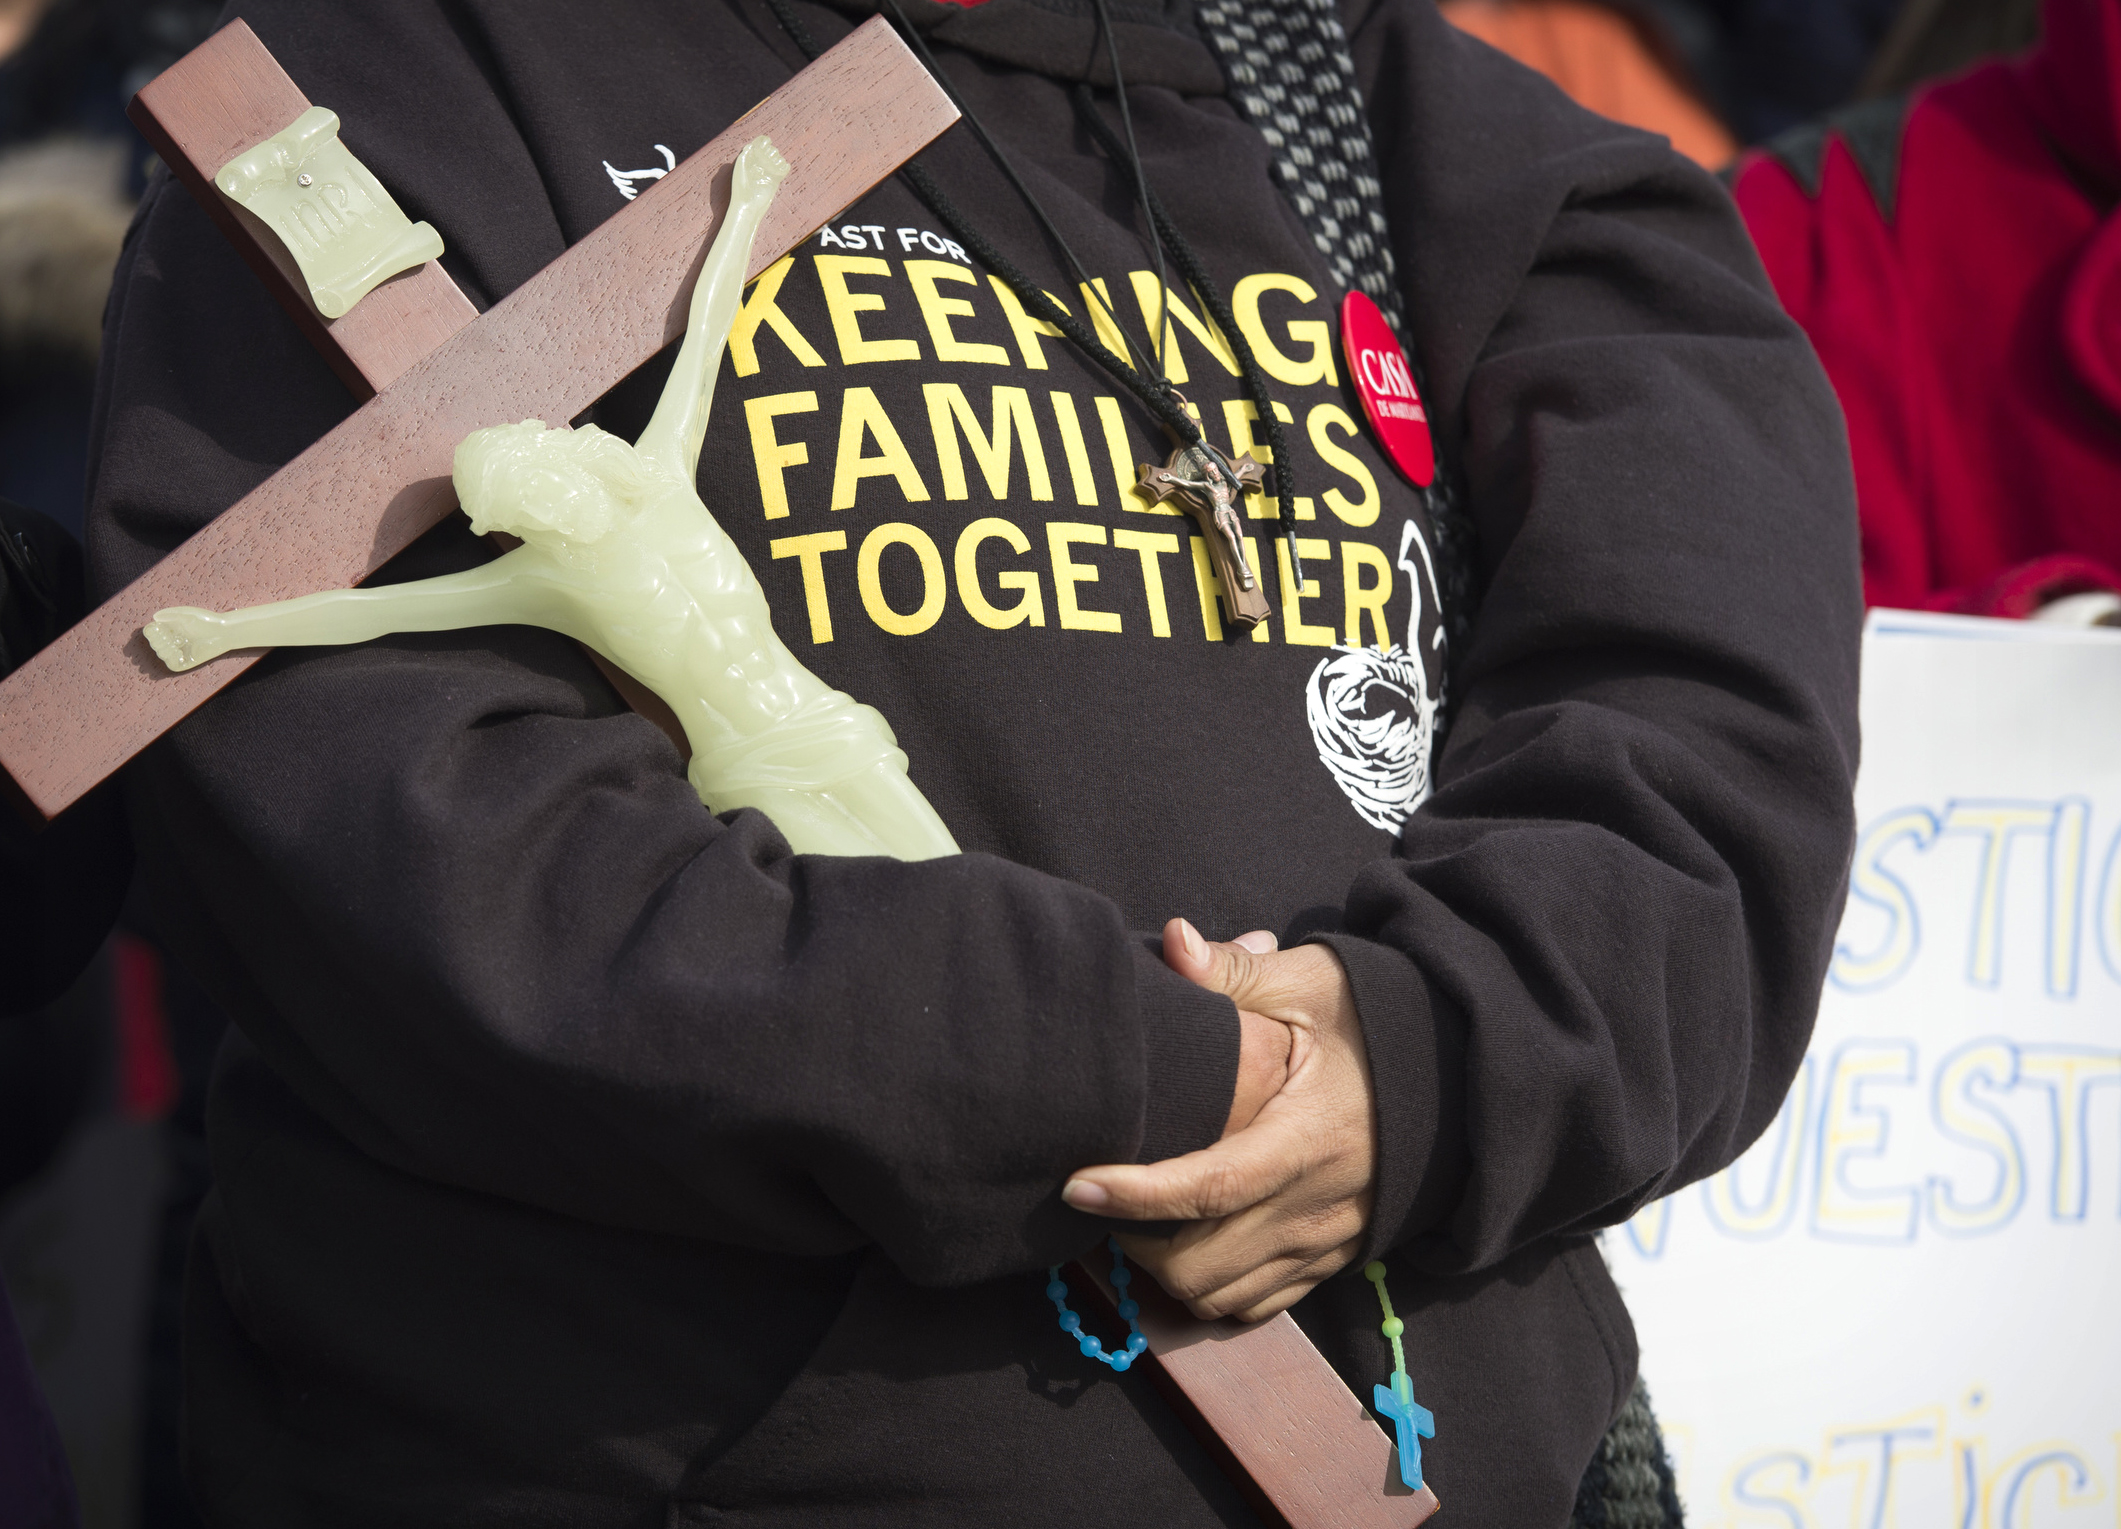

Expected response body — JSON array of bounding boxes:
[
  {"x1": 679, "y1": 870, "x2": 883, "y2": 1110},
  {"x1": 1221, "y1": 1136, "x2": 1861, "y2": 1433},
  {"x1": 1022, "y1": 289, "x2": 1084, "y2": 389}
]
[{"x1": 0, "y1": 20, "x2": 1436, "y2": 1526}]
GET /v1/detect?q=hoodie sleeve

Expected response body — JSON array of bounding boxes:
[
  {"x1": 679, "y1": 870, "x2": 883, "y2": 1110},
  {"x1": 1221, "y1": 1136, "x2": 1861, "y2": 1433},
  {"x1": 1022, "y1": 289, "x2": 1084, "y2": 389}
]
[{"x1": 1333, "y1": 0, "x2": 1862, "y2": 1273}]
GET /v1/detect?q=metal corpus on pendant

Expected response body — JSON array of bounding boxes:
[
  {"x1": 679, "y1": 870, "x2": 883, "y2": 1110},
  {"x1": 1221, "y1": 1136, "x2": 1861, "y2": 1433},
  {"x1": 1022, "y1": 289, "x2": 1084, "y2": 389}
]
[
  {"x1": 1340, "y1": 291, "x2": 1434, "y2": 488},
  {"x1": 1136, "y1": 442, "x2": 1272, "y2": 626}
]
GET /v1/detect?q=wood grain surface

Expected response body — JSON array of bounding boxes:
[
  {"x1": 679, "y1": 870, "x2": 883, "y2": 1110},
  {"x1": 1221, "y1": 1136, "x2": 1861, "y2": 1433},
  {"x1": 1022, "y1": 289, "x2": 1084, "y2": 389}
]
[
  {"x1": 0, "y1": 14, "x2": 956, "y2": 819},
  {"x1": 1074, "y1": 1257, "x2": 1441, "y2": 1528},
  {"x1": 126, "y1": 20, "x2": 477, "y2": 399}
]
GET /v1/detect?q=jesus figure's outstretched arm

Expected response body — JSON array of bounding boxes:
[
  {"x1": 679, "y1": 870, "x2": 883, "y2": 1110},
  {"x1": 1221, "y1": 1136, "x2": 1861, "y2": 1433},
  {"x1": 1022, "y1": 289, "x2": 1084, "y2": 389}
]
[
  {"x1": 145, "y1": 555, "x2": 560, "y2": 672},
  {"x1": 634, "y1": 136, "x2": 790, "y2": 482}
]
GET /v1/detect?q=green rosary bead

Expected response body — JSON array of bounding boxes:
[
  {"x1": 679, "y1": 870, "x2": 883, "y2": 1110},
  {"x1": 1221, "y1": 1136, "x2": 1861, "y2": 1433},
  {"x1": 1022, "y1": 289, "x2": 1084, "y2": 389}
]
[
  {"x1": 1363, "y1": 1261, "x2": 1405, "y2": 1371},
  {"x1": 1362, "y1": 1257, "x2": 1436, "y2": 1491}
]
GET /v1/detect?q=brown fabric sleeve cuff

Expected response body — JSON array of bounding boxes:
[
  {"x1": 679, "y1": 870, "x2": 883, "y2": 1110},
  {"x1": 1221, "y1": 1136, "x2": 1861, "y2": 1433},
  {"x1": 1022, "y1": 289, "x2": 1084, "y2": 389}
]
[
  {"x1": 1311, "y1": 932, "x2": 1469, "y2": 1257},
  {"x1": 1131, "y1": 941, "x2": 1240, "y2": 1165}
]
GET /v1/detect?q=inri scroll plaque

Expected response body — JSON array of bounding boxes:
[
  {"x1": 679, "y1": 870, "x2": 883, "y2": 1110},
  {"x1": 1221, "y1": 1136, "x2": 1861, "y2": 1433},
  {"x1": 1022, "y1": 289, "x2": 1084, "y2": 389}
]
[{"x1": 214, "y1": 105, "x2": 443, "y2": 318}]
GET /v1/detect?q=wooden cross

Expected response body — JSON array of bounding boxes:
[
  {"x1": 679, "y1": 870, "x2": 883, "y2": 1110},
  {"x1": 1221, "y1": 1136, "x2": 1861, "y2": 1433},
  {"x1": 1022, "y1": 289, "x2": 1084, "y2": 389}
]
[
  {"x1": 0, "y1": 18, "x2": 944, "y2": 817},
  {"x1": 0, "y1": 19, "x2": 1437, "y2": 1526}
]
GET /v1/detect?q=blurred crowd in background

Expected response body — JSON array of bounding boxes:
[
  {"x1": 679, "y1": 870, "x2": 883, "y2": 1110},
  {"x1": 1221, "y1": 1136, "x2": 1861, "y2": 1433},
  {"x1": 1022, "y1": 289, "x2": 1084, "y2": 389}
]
[
  {"x1": 1445, "y1": 0, "x2": 2037, "y2": 167},
  {"x1": 0, "y1": 0, "x2": 2113, "y2": 1522},
  {"x1": 0, "y1": 9, "x2": 235, "y2": 1528}
]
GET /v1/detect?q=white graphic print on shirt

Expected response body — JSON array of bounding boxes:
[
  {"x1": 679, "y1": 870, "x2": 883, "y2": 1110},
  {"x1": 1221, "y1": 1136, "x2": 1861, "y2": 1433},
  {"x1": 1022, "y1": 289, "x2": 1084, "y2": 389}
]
[
  {"x1": 604, "y1": 145, "x2": 675, "y2": 201},
  {"x1": 1305, "y1": 517, "x2": 1442, "y2": 833}
]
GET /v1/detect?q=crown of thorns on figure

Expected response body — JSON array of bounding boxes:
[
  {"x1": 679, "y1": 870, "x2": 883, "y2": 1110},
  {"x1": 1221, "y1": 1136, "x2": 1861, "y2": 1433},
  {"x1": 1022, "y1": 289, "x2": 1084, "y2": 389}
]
[{"x1": 455, "y1": 419, "x2": 654, "y2": 547}]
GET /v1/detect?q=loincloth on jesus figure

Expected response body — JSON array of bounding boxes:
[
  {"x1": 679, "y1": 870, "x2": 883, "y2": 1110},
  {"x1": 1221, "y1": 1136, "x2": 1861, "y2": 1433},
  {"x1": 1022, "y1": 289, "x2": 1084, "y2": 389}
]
[{"x1": 81, "y1": 0, "x2": 1861, "y2": 1526}]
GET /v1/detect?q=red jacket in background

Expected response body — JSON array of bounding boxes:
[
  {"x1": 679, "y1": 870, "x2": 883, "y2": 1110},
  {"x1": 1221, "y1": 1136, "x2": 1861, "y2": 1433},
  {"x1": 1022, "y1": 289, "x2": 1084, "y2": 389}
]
[{"x1": 1736, "y1": 0, "x2": 2121, "y2": 615}]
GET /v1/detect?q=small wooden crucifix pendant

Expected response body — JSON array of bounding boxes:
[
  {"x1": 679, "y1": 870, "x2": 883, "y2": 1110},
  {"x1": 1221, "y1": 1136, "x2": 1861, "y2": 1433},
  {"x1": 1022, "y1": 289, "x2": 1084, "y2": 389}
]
[{"x1": 1136, "y1": 442, "x2": 1271, "y2": 627}]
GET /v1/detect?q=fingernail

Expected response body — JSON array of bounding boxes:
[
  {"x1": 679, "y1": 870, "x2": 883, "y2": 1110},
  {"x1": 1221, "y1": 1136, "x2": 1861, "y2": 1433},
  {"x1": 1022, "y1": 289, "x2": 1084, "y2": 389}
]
[
  {"x1": 1062, "y1": 1178, "x2": 1109, "y2": 1210},
  {"x1": 1179, "y1": 919, "x2": 1206, "y2": 964}
]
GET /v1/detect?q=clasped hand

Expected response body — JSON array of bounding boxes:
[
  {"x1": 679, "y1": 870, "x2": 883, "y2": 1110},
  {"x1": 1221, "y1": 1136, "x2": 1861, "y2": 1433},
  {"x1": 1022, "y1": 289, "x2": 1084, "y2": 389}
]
[{"x1": 1061, "y1": 919, "x2": 1377, "y2": 1323}]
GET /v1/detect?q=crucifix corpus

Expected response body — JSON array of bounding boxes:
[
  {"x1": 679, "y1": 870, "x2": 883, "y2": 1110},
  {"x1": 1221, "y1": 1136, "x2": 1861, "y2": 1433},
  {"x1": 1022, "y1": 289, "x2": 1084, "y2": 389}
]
[
  {"x1": 6, "y1": 17, "x2": 1438, "y2": 1527},
  {"x1": 1137, "y1": 440, "x2": 1274, "y2": 627}
]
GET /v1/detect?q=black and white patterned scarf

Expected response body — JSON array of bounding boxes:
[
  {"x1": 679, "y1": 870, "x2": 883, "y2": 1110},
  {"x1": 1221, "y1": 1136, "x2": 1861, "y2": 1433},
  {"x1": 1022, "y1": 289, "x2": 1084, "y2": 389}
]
[
  {"x1": 1192, "y1": 0, "x2": 1404, "y2": 330},
  {"x1": 1192, "y1": 0, "x2": 1479, "y2": 664}
]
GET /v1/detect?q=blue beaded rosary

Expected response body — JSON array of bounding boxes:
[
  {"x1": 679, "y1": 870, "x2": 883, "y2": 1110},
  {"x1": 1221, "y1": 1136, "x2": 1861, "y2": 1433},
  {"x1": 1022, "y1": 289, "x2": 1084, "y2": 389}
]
[
  {"x1": 1365, "y1": 1259, "x2": 1436, "y2": 1491},
  {"x1": 1044, "y1": 1237, "x2": 1150, "y2": 1371},
  {"x1": 1045, "y1": 1246, "x2": 1436, "y2": 1494}
]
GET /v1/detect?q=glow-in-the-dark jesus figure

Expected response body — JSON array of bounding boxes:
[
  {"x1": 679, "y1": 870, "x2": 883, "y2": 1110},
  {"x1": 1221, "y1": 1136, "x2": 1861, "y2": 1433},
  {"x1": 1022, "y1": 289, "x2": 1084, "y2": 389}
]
[{"x1": 146, "y1": 137, "x2": 958, "y2": 861}]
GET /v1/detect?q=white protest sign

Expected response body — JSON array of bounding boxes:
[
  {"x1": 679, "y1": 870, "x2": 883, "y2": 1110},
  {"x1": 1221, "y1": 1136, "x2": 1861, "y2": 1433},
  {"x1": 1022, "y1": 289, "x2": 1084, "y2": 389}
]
[{"x1": 1615, "y1": 610, "x2": 2121, "y2": 1529}]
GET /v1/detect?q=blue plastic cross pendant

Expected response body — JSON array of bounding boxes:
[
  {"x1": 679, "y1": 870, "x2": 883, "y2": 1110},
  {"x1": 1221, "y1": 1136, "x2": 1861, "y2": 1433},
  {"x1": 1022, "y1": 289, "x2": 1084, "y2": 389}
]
[{"x1": 1373, "y1": 1371, "x2": 1435, "y2": 1491}]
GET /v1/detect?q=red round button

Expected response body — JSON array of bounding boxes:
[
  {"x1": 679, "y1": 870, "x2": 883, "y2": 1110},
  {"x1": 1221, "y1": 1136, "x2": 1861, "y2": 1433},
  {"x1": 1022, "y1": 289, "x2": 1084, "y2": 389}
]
[{"x1": 1340, "y1": 291, "x2": 1434, "y2": 488}]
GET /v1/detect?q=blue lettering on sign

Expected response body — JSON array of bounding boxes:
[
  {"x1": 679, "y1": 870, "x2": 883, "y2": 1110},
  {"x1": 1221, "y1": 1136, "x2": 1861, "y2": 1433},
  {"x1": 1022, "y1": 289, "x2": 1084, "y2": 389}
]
[
  {"x1": 1831, "y1": 799, "x2": 2093, "y2": 996},
  {"x1": 1608, "y1": 1038, "x2": 2121, "y2": 1253}
]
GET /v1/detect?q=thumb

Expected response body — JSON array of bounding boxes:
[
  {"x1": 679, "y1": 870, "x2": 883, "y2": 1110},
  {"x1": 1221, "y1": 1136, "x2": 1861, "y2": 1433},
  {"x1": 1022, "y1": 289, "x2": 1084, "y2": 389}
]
[{"x1": 1161, "y1": 918, "x2": 1280, "y2": 1003}]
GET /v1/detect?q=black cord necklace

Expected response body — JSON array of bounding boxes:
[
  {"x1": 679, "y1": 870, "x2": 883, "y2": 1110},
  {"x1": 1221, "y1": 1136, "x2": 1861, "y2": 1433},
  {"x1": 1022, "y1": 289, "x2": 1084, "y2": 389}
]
[{"x1": 755, "y1": 0, "x2": 1307, "y2": 623}]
